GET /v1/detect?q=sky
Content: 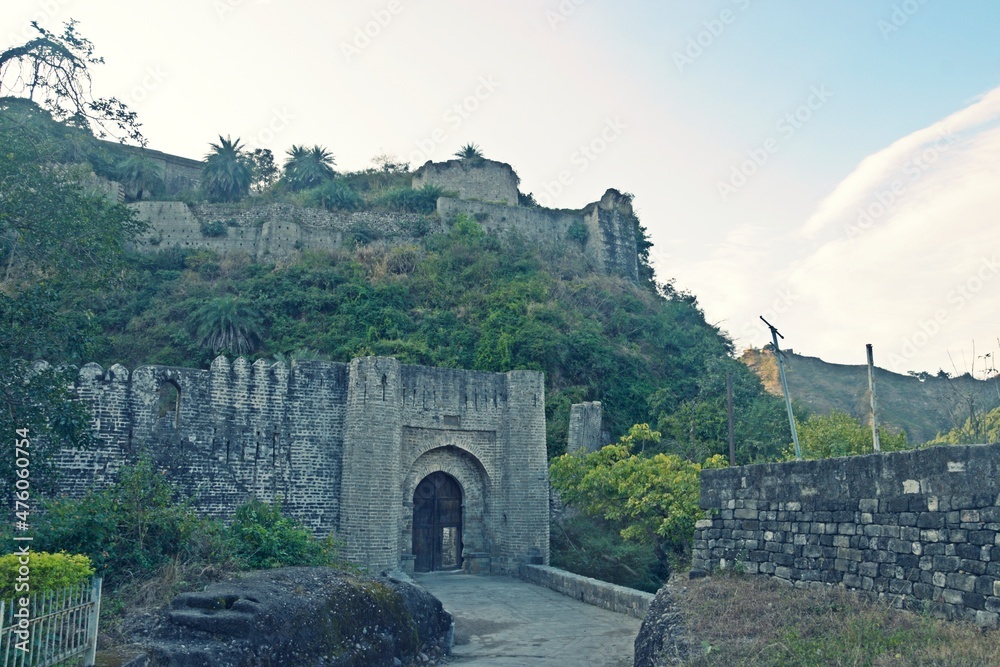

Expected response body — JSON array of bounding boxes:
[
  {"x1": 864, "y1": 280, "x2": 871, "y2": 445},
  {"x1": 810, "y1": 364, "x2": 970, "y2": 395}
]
[{"x1": 5, "y1": 0, "x2": 1000, "y2": 377}]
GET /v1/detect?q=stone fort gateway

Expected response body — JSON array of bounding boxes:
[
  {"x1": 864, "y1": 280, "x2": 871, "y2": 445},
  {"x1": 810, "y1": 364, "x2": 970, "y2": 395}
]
[
  {"x1": 50, "y1": 151, "x2": 642, "y2": 575},
  {"x1": 63, "y1": 356, "x2": 550, "y2": 575}
]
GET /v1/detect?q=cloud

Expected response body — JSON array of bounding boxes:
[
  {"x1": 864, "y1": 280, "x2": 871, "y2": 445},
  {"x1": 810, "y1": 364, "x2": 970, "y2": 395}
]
[
  {"x1": 774, "y1": 103, "x2": 1000, "y2": 372},
  {"x1": 800, "y1": 86, "x2": 1000, "y2": 238}
]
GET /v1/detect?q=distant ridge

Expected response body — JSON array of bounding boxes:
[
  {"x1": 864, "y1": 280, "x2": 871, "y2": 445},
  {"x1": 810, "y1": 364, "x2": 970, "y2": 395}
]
[{"x1": 740, "y1": 348, "x2": 1000, "y2": 445}]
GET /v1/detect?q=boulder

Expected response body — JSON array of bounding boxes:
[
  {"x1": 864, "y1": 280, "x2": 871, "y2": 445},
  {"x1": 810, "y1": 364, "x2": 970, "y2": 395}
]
[
  {"x1": 126, "y1": 567, "x2": 452, "y2": 666},
  {"x1": 633, "y1": 583, "x2": 689, "y2": 667}
]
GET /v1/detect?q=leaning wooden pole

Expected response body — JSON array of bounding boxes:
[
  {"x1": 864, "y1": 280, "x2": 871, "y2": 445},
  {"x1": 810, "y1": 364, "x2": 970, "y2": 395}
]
[
  {"x1": 867, "y1": 343, "x2": 881, "y2": 452},
  {"x1": 761, "y1": 317, "x2": 801, "y2": 460}
]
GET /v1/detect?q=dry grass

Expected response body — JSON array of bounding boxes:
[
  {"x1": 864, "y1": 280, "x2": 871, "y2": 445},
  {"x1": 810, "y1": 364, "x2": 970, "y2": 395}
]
[
  {"x1": 676, "y1": 574, "x2": 1000, "y2": 666},
  {"x1": 98, "y1": 558, "x2": 238, "y2": 647}
]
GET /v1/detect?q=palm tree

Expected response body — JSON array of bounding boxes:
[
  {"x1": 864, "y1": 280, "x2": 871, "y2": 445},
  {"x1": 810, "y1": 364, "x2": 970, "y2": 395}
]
[
  {"x1": 116, "y1": 152, "x2": 164, "y2": 201},
  {"x1": 189, "y1": 296, "x2": 263, "y2": 356},
  {"x1": 202, "y1": 135, "x2": 252, "y2": 202},
  {"x1": 283, "y1": 144, "x2": 336, "y2": 191},
  {"x1": 454, "y1": 143, "x2": 484, "y2": 159}
]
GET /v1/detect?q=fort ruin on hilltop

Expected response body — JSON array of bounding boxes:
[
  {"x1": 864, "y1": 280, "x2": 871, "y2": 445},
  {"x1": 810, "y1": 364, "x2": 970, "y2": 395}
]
[{"x1": 123, "y1": 150, "x2": 646, "y2": 282}]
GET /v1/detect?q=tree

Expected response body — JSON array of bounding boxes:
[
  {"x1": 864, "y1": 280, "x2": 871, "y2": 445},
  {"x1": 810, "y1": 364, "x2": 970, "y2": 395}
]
[
  {"x1": 652, "y1": 357, "x2": 792, "y2": 464},
  {"x1": 454, "y1": 142, "x2": 483, "y2": 159},
  {"x1": 116, "y1": 152, "x2": 164, "y2": 201},
  {"x1": 202, "y1": 135, "x2": 252, "y2": 202},
  {"x1": 371, "y1": 153, "x2": 408, "y2": 174},
  {"x1": 550, "y1": 423, "x2": 728, "y2": 575},
  {"x1": 283, "y1": 144, "x2": 336, "y2": 191},
  {"x1": 189, "y1": 296, "x2": 264, "y2": 356},
  {"x1": 248, "y1": 148, "x2": 278, "y2": 193},
  {"x1": 1, "y1": 99, "x2": 145, "y2": 495},
  {"x1": 796, "y1": 410, "x2": 908, "y2": 459},
  {"x1": 0, "y1": 20, "x2": 142, "y2": 144}
]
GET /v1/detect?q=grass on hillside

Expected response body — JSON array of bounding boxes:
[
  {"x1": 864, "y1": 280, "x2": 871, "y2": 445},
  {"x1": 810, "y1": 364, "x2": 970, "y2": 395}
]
[{"x1": 678, "y1": 574, "x2": 1000, "y2": 667}]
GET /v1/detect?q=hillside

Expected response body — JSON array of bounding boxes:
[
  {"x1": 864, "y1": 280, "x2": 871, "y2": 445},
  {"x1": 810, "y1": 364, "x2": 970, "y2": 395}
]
[
  {"x1": 741, "y1": 347, "x2": 1000, "y2": 444},
  {"x1": 2, "y1": 97, "x2": 791, "y2": 463}
]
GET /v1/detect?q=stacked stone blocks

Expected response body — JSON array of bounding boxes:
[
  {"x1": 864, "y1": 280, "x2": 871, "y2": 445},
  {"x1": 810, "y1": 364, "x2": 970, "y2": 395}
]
[
  {"x1": 693, "y1": 444, "x2": 1000, "y2": 625},
  {"x1": 60, "y1": 356, "x2": 549, "y2": 575}
]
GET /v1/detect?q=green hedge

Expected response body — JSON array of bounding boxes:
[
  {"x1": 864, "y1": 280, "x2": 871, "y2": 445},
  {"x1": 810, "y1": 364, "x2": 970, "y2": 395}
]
[{"x1": 0, "y1": 552, "x2": 94, "y2": 600}]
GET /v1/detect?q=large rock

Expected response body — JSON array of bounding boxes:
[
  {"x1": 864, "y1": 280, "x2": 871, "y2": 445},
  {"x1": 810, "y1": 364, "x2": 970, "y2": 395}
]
[
  {"x1": 126, "y1": 567, "x2": 452, "y2": 666},
  {"x1": 633, "y1": 584, "x2": 689, "y2": 667}
]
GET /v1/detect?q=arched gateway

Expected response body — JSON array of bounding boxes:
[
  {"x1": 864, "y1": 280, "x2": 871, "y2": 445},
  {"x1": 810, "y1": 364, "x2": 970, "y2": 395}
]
[
  {"x1": 412, "y1": 472, "x2": 463, "y2": 572},
  {"x1": 62, "y1": 356, "x2": 550, "y2": 575}
]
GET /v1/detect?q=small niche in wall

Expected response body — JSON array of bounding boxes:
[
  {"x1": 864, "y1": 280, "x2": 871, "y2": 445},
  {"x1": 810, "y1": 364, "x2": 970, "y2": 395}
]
[
  {"x1": 157, "y1": 380, "x2": 181, "y2": 429},
  {"x1": 443, "y1": 415, "x2": 461, "y2": 428}
]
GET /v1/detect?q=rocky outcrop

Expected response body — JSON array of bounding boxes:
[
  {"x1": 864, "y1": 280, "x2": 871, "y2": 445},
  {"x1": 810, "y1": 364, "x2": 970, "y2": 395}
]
[
  {"x1": 633, "y1": 584, "x2": 689, "y2": 667},
  {"x1": 125, "y1": 567, "x2": 452, "y2": 667}
]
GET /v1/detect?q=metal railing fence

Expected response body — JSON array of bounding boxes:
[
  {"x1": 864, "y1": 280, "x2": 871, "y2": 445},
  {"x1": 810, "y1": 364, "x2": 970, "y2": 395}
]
[{"x1": 0, "y1": 577, "x2": 101, "y2": 667}]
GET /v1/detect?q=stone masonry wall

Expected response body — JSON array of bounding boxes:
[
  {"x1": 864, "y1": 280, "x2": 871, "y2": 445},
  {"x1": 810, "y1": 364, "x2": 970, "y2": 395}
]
[
  {"x1": 60, "y1": 355, "x2": 548, "y2": 574},
  {"x1": 567, "y1": 401, "x2": 605, "y2": 453},
  {"x1": 518, "y1": 564, "x2": 654, "y2": 619},
  {"x1": 132, "y1": 201, "x2": 432, "y2": 260},
  {"x1": 692, "y1": 444, "x2": 1000, "y2": 625},
  {"x1": 437, "y1": 190, "x2": 641, "y2": 282},
  {"x1": 412, "y1": 158, "x2": 519, "y2": 206},
  {"x1": 125, "y1": 153, "x2": 643, "y2": 282}
]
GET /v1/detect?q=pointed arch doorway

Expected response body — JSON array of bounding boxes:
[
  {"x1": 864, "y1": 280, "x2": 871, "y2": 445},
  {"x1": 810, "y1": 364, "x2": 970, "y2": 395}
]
[{"x1": 412, "y1": 471, "x2": 463, "y2": 572}]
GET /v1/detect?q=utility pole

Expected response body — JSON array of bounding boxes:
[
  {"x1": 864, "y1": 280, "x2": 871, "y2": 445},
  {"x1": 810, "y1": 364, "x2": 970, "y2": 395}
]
[
  {"x1": 866, "y1": 343, "x2": 881, "y2": 452},
  {"x1": 760, "y1": 317, "x2": 802, "y2": 460},
  {"x1": 727, "y1": 371, "x2": 736, "y2": 466}
]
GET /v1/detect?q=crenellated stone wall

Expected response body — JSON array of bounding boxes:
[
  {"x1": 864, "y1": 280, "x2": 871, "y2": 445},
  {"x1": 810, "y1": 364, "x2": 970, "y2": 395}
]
[
  {"x1": 693, "y1": 444, "x2": 1000, "y2": 626},
  {"x1": 60, "y1": 356, "x2": 549, "y2": 575}
]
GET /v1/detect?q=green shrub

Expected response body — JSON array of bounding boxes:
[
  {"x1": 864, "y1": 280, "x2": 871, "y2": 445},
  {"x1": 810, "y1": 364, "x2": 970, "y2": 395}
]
[
  {"x1": 551, "y1": 514, "x2": 663, "y2": 592},
  {"x1": 0, "y1": 552, "x2": 94, "y2": 600},
  {"x1": 402, "y1": 216, "x2": 431, "y2": 238},
  {"x1": 346, "y1": 221, "x2": 382, "y2": 247},
  {"x1": 228, "y1": 498, "x2": 338, "y2": 569},
  {"x1": 567, "y1": 220, "x2": 589, "y2": 248},
  {"x1": 306, "y1": 180, "x2": 363, "y2": 212},
  {"x1": 32, "y1": 458, "x2": 209, "y2": 585},
  {"x1": 200, "y1": 219, "x2": 228, "y2": 237},
  {"x1": 450, "y1": 212, "x2": 484, "y2": 240},
  {"x1": 376, "y1": 185, "x2": 444, "y2": 213}
]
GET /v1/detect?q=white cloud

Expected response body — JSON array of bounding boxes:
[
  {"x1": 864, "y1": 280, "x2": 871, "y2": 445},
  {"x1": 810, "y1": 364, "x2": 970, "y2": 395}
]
[
  {"x1": 800, "y1": 86, "x2": 1000, "y2": 238},
  {"x1": 773, "y1": 99, "x2": 1000, "y2": 373}
]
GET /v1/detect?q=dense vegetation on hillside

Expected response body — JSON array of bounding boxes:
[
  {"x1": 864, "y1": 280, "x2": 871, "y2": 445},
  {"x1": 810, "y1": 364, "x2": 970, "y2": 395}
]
[
  {"x1": 0, "y1": 89, "x2": 793, "y2": 461},
  {"x1": 742, "y1": 347, "x2": 1000, "y2": 444}
]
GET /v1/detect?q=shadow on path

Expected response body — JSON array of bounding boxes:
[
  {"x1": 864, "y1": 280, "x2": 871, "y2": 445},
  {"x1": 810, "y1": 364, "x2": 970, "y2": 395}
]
[{"x1": 416, "y1": 572, "x2": 638, "y2": 667}]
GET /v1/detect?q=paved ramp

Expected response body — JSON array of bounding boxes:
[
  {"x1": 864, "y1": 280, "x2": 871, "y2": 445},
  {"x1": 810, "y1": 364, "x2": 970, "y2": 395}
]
[{"x1": 415, "y1": 572, "x2": 639, "y2": 667}]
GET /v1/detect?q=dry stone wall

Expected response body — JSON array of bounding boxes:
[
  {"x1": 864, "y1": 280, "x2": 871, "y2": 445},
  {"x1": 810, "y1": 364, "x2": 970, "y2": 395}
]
[
  {"x1": 61, "y1": 356, "x2": 549, "y2": 574},
  {"x1": 693, "y1": 444, "x2": 1000, "y2": 625}
]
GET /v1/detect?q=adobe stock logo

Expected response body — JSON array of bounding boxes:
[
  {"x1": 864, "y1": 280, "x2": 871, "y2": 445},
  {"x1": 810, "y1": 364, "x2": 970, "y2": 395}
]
[
  {"x1": 340, "y1": 0, "x2": 406, "y2": 63},
  {"x1": 545, "y1": 0, "x2": 588, "y2": 30},
  {"x1": 843, "y1": 128, "x2": 955, "y2": 244},
  {"x1": 887, "y1": 254, "x2": 1000, "y2": 371},
  {"x1": 672, "y1": 0, "x2": 753, "y2": 73},
  {"x1": 878, "y1": 0, "x2": 932, "y2": 40},
  {"x1": 717, "y1": 85, "x2": 833, "y2": 202},
  {"x1": 407, "y1": 76, "x2": 501, "y2": 166},
  {"x1": 535, "y1": 117, "x2": 627, "y2": 207}
]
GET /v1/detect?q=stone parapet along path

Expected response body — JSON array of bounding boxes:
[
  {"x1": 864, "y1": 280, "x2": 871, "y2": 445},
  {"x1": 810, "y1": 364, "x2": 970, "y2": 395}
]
[{"x1": 416, "y1": 572, "x2": 639, "y2": 666}]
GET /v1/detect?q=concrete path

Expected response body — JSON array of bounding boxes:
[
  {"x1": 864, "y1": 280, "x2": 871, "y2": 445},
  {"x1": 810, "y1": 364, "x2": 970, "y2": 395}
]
[{"x1": 415, "y1": 572, "x2": 639, "y2": 667}]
